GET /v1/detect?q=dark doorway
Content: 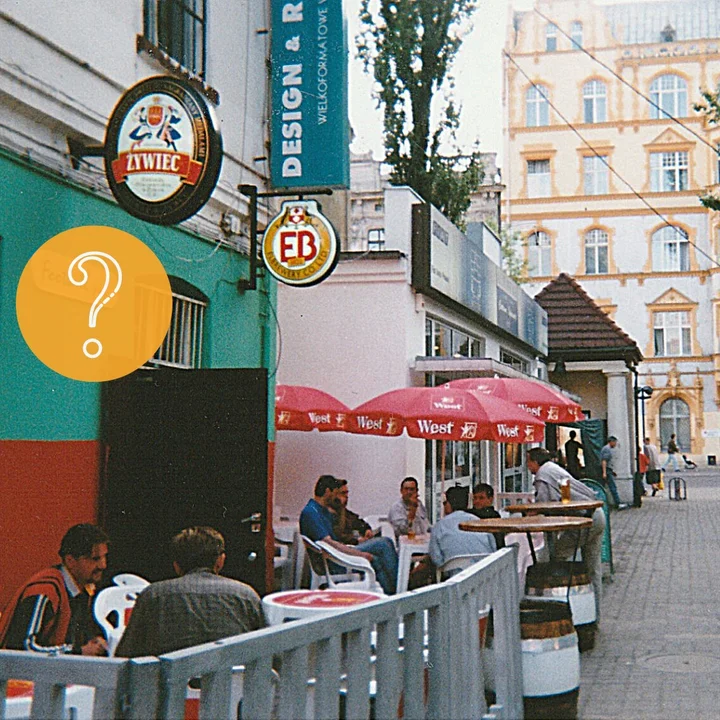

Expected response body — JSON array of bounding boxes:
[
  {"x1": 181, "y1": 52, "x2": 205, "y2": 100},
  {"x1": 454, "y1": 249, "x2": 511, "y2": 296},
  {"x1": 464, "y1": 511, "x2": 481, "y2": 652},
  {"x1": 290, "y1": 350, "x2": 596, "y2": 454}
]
[{"x1": 101, "y1": 368, "x2": 268, "y2": 593}]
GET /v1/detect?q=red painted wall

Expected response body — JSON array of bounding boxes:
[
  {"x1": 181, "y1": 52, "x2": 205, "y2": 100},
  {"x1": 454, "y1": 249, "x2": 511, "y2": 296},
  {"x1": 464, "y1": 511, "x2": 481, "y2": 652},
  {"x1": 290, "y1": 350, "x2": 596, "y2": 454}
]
[{"x1": 0, "y1": 441, "x2": 100, "y2": 609}]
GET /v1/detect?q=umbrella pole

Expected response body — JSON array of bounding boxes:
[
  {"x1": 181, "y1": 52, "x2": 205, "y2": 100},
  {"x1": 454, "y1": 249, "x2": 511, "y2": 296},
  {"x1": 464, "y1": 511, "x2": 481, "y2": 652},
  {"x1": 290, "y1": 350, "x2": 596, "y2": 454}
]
[{"x1": 441, "y1": 440, "x2": 447, "y2": 499}]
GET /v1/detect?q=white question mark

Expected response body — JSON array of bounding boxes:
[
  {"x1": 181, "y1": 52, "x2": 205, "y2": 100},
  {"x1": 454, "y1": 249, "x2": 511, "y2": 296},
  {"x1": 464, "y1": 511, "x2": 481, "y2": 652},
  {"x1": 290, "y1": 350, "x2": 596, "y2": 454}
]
[{"x1": 68, "y1": 251, "x2": 123, "y2": 359}]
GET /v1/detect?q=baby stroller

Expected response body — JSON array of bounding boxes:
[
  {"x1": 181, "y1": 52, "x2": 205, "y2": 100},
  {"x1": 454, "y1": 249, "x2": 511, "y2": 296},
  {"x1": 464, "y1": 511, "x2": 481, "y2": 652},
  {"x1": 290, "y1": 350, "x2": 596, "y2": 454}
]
[{"x1": 682, "y1": 454, "x2": 697, "y2": 470}]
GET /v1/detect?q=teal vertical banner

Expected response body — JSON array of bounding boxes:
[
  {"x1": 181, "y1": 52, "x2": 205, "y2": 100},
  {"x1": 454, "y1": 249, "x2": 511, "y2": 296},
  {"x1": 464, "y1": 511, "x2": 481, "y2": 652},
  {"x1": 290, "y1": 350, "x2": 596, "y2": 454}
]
[{"x1": 270, "y1": 0, "x2": 350, "y2": 189}]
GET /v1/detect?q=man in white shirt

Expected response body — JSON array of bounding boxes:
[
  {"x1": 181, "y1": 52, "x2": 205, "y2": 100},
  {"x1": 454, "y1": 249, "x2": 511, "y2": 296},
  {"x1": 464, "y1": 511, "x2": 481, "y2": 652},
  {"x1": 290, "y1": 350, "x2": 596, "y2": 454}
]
[
  {"x1": 428, "y1": 485, "x2": 496, "y2": 571},
  {"x1": 387, "y1": 476, "x2": 430, "y2": 539}
]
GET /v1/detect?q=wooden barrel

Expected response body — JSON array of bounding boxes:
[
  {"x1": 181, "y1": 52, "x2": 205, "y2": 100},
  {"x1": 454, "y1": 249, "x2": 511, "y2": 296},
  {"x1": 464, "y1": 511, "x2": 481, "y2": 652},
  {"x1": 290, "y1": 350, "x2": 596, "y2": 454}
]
[
  {"x1": 526, "y1": 560, "x2": 596, "y2": 651},
  {"x1": 521, "y1": 599, "x2": 580, "y2": 720}
]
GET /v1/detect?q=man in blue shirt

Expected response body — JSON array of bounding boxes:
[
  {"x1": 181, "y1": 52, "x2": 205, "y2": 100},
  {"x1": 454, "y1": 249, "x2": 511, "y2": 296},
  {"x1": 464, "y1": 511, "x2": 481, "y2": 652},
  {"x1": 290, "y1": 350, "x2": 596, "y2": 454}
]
[
  {"x1": 599, "y1": 436, "x2": 626, "y2": 508},
  {"x1": 300, "y1": 475, "x2": 398, "y2": 594}
]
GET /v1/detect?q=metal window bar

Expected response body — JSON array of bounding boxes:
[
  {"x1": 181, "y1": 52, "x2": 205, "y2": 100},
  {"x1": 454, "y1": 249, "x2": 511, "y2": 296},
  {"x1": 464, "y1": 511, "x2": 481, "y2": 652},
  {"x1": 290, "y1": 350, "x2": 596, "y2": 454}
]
[{"x1": 151, "y1": 292, "x2": 206, "y2": 369}]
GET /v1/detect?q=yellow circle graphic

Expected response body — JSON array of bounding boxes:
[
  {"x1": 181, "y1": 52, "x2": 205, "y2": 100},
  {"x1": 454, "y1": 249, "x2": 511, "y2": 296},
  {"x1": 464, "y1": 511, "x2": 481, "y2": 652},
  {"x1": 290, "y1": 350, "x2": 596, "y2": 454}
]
[{"x1": 16, "y1": 226, "x2": 173, "y2": 382}]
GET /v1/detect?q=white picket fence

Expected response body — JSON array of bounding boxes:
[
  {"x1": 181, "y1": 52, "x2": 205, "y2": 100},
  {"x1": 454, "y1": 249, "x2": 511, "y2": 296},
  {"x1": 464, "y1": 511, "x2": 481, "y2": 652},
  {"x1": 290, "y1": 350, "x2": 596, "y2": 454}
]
[{"x1": 0, "y1": 547, "x2": 523, "y2": 720}]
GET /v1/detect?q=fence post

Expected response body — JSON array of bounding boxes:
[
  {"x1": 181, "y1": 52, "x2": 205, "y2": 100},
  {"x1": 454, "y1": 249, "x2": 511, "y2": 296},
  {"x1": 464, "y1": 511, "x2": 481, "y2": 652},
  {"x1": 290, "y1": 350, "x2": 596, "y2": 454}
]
[{"x1": 121, "y1": 657, "x2": 161, "y2": 720}]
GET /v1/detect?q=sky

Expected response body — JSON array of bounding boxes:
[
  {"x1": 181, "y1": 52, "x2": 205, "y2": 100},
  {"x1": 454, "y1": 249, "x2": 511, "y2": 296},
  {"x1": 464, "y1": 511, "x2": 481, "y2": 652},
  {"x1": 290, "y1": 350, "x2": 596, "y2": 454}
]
[{"x1": 346, "y1": 0, "x2": 661, "y2": 169}]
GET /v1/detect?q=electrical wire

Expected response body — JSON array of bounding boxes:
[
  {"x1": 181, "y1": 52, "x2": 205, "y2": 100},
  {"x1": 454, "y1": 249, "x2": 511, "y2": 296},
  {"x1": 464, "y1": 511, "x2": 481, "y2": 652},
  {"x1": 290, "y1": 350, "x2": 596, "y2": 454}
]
[
  {"x1": 265, "y1": 288, "x2": 282, "y2": 380},
  {"x1": 532, "y1": 7, "x2": 720, "y2": 156},
  {"x1": 504, "y1": 50, "x2": 720, "y2": 269}
]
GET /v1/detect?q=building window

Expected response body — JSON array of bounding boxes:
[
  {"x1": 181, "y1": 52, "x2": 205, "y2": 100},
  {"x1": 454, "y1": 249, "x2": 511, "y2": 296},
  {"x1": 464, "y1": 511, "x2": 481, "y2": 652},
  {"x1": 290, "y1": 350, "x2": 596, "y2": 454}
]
[
  {"x1": 144, "y1": 0, "x2": 207, "y2": 78},
  {"x1": 527, "y1": 231, "x2": 551, "y2": 277},
  {"x1": 367, "y1": 228, "x2": 385, "y2": 250},
  {"x1": 654, "y1": 311, "x2": 691, "y2": 356},
  {"x1": 425, "y1": 318, "x2": 485, "y2": 358},
  {"x1": 526, "y1": 85, "x2": 549, "y2": 127},
  {"x1": 500, "y1": 349, "x2": 529, "y2": 374},
  {"x1": 650, "y1": 74, "x2": 687, "y2": 119},
  {"x1": 659, "y1": 397, "x2": 690, "y2": 451},
  {"x1": 150, "y1": 289, "x2": 207, "y2": 369},
  {"x1": 583, "y1": 80, "x2": 607, "y2": 123},
  {"x1": 571, "y1": 21, "x2": 583, "y2": 48},
  {"x1": 650, "y1": 151, "x2": 688, "y2": 192},
  {"x1": 583, "y1": 155, "x2": 609, "y2": 195},
  {"x1": 652, "y1": 225, "x2": 689, "y2": 271},
  {"x1": 527, "y1": 159, "x2": 551, "y2": 197},
  {"x1": 546, "y1": 23, "x2": 558, "y2": 51},
  {"x1": 660, "y1": 24, "x2": 676, "y2": 43},
  {"x1": 585, "y1": 229, "x2": 609, "y2": 274}
]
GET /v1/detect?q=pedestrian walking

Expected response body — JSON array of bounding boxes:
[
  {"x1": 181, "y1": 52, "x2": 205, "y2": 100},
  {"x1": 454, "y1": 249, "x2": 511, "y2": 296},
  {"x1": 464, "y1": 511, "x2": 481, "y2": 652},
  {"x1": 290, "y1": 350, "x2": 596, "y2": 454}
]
[
  {"x1": 643, "y1": 437, "x2": 662, "y2": 496},
  {"x1": 661, "y1": 433, "x2": 681, "y2": 472},
  {"x1": 600, "y1": 436, "x2": 627, "y2": 509}
]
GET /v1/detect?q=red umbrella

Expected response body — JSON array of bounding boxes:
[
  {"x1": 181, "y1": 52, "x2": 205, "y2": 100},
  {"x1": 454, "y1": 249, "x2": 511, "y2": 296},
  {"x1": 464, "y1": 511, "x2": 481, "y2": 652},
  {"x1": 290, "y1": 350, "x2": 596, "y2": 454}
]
[
  {"x1": 275, "y1": 385, "x2": 352, "y2": 432},
  {"x1": 446, "y1": 377, "x2": 584, "y2": 423},
  {"x1": 349, "y1": 386, "x2": 544, "y2": 443}
]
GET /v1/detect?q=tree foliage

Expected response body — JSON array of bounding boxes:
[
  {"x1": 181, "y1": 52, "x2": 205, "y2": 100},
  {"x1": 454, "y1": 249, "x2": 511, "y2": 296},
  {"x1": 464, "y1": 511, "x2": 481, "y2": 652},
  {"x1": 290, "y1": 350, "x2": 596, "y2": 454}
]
[
  {"x1": 358, "y1": 0, "x2": 484, "y2": 226},
  {"x1": 486, "y1": 220, "x2": 527, "y2": 283},
  {"x1": 694, "y1": 90, "x2": 720, "y2": 210}
]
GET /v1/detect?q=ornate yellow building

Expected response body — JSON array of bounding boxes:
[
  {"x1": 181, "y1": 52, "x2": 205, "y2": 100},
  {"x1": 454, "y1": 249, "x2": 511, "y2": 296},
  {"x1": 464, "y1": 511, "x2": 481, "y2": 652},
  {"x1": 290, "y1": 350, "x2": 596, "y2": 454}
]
[{"x1": 505, "y1": 0, "x2": 720, "y2": 462}]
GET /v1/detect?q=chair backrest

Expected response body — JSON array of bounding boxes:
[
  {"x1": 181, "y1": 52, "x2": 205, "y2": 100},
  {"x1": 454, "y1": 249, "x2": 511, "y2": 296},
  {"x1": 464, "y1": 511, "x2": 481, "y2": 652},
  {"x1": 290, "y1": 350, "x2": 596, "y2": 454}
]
[
  {"x1": 436, "y1": 554, "x2": 491, "y2": 582},
  {"x1": 112, "y1": 573, "x2": 150, "y2": 589},
  {"x1": 300, "y1": 535, "x2": 332, "y2": 589},
  {"x1": 93, "y1": 585, "x2": 144, "y2": 656},
  {"x1": 316, "y1": 540, "x2": 382, "y2": 593}
]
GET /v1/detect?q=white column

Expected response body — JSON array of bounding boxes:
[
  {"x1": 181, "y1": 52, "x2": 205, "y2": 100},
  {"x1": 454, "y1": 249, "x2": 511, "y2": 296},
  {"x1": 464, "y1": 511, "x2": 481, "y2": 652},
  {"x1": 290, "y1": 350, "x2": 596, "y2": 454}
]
[{"x1": 605, "y1": 369, "x2": 634, "y2": 502}]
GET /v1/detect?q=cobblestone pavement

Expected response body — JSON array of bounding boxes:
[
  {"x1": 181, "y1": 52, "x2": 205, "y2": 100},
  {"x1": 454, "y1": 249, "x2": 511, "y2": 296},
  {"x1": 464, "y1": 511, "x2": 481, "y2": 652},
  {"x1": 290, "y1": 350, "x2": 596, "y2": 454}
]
[{"x1": 578, "y1": 468, "x2": 720, "y2": 719}]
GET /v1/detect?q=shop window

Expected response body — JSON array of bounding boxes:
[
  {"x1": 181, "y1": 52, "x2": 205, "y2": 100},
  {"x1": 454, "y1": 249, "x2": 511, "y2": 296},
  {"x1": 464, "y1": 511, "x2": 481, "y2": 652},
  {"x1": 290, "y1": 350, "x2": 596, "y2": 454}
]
[
  {"x1": 527, "y1": 159, "x2": 551, "y2": 197},
  {"x1": 367, "y1": 228, "x2": 385, "y2": 250},
  {"x1": 649, "y1": 74, "x2": 687, "y2": 119},
  {"x1": 659, "y1": 397, "x2": 690, "y2": 450},
  {"x1": 143, "y1": 0, "x2": 207, "y2": 78},
  {"x1": 148, "y1": 279, "x2": 207, "y2": 369},
  {"x1": 500, "y1": 349, "x2": 529, "y2": 374},
  {"x1": 650, "y1": 151, "x2": 688, "y2": 192},
  {"x1": 526, "y1": 86, "x2": 549, "y2": 127},
  {"x1": 571, "y1": 21, "x2": 583, "y2": 48},
  {"x1": 653, "y1": 311, "x2": 691, "y2": 356},
  {"x1": 652, "y1": 225, "x2": 689, "y2": 271},
  {"x1": 527, "y1": 231, "x2": 551, "y2": 277},
  {"x1": 583, "y1": 80, "x2": 607, "y2": 123},
  {"x1": 583, "y1": 155, "x2": 608, "y2": 195},
  {"x1": 584, "y1": 229, "x2": 609, "y2": 274}
]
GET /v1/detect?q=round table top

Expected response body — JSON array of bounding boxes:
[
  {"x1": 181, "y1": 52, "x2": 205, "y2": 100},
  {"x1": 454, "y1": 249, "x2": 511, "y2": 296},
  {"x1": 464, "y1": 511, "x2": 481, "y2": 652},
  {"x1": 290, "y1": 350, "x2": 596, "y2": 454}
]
[
  {"x1": 505, "y1": 500, "x2": 603, "y2": 515},
  {"x1": 459, "y1": 515, "x2": 593, "y2": 534},
  {"x1": 263, "y1": 589, "x2": 384, "y2": 609}
]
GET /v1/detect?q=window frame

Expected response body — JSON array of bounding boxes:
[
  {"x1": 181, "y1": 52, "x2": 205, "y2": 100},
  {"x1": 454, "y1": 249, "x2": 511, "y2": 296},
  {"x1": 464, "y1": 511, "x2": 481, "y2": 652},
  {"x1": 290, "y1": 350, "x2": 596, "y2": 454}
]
[
  {"x1": 526, "y1": 85, "x2": 550, "y2": 127},
  {"x1": 546, "y1": 23, "x2": 558, "y2": 51},
  {"x1": 653, "y1": 311, "x2": 691, "y2": 356},
  {"x1": 651, "y1": 225, "x2": 690, "y2": 271},
  {"x1": 583, "y1": 80, "x2": 607, "y2": 123},
  {"x1": 584, "y1": 229, "x2": 609, "y2": 274},
  {"x1": 367, "y1": 228, "x2": 385, "y2": 251},
  {"x1": 650, "y1": 150, "x2": 689, "y2": 192},
  {"x1": 527, "y1": 231, "x2": 552, "y2": 277},
  {"x1": 527, "y1": 159, "x2": 551, "y2": 198},
  {"x1": 570, "y1": 21, "x2": 583, "y2": 48},
  {"x1": 649, "y1": 74, "x2": 688, "y2": 119},
  {"x1": 583, "y1": 154, "x2": 609, "y2": 195}
]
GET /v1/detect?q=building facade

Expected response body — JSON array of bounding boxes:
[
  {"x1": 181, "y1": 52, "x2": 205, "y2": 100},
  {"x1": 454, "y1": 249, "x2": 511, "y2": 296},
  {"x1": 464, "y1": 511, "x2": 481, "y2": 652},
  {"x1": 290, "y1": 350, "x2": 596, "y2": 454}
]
[
  {"x1": 505, "y1": 0, "x2": 720, "y2": 463},
  {"x1": 0, "y1": 2, "x2": 277, "y2": 602}
]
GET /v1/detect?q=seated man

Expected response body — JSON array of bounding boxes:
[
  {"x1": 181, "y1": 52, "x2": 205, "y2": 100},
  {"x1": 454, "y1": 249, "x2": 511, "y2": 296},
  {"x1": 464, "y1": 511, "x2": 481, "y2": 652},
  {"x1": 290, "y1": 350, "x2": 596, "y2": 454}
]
[
  {"x1": 300, "y1": 475, "x2": 398, "y2": 594},
  {"x1": 332, "y1": 479, "x2": 374, "y2": 544},
  {"x1": 429, "y1": 485, "x2": 496, "y2": 571},
  {"x1": 116, "y1": 526, "x2": 264, "y2": 657},
  {"x1": 469, "y1": 483, "x2": 501, "y2": 519},
  {"x1": 387, "y1": 476, "x2": 430, "y2": 540},
  {"x1": 526, "y1": 447, "x2": 606, "y2": 620},
  {"x1": 0, "y1": 523, "x2": 109, "y2": 656}
]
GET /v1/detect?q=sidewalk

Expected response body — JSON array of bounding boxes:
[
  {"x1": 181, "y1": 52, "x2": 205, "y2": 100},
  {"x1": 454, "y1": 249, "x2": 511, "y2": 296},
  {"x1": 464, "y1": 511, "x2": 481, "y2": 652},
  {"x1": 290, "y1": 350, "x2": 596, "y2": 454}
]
[{"x1": 578, "y1": 468, "x2": 720, "y2": 719}]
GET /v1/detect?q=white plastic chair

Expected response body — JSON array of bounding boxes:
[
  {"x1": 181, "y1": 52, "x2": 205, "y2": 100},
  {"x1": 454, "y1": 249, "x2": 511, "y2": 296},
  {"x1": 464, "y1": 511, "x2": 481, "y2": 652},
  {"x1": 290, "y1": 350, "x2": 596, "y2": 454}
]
[
  {"x1": 93, "y1": 585, "x2": 144, "y2": 656},
  {"x1": 316, "y1": 540, "x2": 384, "y2": 593},
  {"x1": 112, "y1": 573, "x2": 150, "y2": 589},
  {"x1": 436, "y1": 553, "x2": 491, "y2": 582}
]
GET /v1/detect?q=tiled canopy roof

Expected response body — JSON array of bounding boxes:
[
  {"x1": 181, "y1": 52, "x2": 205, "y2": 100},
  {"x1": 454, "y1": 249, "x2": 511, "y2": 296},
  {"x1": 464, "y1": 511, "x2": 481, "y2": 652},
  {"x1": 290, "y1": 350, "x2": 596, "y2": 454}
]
[{"x1": 535, "y1": 273, "x2": 642, "y2": 364}]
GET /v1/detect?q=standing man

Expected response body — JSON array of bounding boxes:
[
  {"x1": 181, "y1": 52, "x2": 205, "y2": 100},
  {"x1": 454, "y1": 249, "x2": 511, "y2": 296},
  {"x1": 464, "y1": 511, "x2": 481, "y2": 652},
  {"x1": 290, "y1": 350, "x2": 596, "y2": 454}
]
[
  {"x1": 564, "y1": 430, "x2": 584, "y2": 479},
  {"x1": 116, "y1": 526, "x2": 263, "y2": 657},
  {"x1": 662, "y1": 433, "x2": 681, "y2": 472},
  {"x1": 0, "y1": 524, "x2": 109, "y2": 655},
  {"x1": 428, "y1": 485, "x2": 496, "y2": 571},
  {"x1": 387, "y1": 476, "x2": 430, "y2": 540},
  {"x1": 526, "y1": 448, "x2": 606, "y2": 620},
  {"x1": 301, "y1": 475, "x2": 398, "y2": 594},
  {"x1": 643, "y1": 436, "x2": 662, "y2": 495},
  {"x1": 600, "y1": 436, "x2": 626, "y2": 509}
]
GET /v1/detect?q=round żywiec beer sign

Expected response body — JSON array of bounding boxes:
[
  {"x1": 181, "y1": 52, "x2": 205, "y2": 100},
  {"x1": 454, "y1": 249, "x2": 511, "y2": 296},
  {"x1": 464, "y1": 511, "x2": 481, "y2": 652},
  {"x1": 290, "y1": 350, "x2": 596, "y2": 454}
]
[
  {"x1": 104, "y1": 76, "x2": 222, "y2": 226},
  {"x1": 262, "y1": 200, "x2": 339, "y2": 286}
]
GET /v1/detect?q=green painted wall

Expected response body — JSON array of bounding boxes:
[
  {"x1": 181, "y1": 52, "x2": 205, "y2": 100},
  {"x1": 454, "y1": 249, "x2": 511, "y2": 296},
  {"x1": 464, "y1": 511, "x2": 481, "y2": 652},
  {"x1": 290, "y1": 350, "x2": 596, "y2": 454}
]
[{"x1": 0, "y1": 150, "x2": 277, "y2": 441}]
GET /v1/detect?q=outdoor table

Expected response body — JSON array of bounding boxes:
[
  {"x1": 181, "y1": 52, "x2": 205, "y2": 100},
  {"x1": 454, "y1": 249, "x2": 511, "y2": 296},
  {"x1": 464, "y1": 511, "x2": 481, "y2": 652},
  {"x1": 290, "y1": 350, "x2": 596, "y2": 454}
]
[
  {"x1": 459, "y1": 516, "x2": 592, "y2": 565},
  {"x1": 396, "y1": 534, "x2": 430, "y2": 594},
  {"x1": 262, "y1": 588, "x2": 384, "y2": 625},
  {"x1": 506, "y1": 500, "x2": 602, "y2": 516}
]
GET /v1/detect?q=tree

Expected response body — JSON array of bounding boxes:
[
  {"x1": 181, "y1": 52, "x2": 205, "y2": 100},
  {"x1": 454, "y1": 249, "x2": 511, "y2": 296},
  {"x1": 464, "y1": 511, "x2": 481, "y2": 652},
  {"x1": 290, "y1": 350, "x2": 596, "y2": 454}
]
[
  {"x1": 358, "y1": 0, "x2": 484, "y2": 226},
  {"x1": 486, "y1": 220, "x2": 528, "y2": 283},
  {"x1": 694, "y1": 90, "x2": 720, "y2": 210}
]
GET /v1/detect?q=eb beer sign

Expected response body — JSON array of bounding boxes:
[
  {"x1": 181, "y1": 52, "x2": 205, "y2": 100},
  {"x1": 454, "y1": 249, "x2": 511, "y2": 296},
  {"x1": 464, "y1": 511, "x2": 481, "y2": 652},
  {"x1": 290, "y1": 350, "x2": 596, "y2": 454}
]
[
  {"x1": 104, "y1": 76, "x2": 222, "y2": 226},
  {"x1": 261, "y1": 200, "x2": 338, "y2": 286}
]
